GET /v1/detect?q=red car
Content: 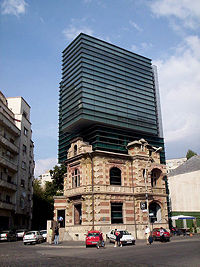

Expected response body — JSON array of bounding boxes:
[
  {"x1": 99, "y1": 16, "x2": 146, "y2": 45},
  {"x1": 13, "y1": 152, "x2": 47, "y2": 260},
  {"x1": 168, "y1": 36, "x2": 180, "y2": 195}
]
[
  {"x1": 152, "y1": 228, "x2": 170, "y2": 242},
  {"x1": 85, "y1": 231, "x2": 104, "y2": 248}
]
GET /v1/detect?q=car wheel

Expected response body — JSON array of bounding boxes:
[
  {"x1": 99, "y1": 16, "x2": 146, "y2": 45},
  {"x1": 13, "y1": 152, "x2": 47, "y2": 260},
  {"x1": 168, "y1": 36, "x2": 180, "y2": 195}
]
[
  {"x1": 132, "y1": 241, "x2": 135, "y2": 245},
  {"x1": 86, "y1": 245, "x2": 88, "y2": 248},
  {"x1": 24, "y1": 243, "x2": 27, "y2": 245}
]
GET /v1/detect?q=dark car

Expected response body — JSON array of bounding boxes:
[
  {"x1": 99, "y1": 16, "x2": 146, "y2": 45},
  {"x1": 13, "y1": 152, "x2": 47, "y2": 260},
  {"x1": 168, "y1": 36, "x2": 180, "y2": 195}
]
[
  {"x1": 152, "y1": 228, "x2": 170, "y2": 242},
  {"x1": 0, "y1": 230, "x2": 17, "y2": 242}
]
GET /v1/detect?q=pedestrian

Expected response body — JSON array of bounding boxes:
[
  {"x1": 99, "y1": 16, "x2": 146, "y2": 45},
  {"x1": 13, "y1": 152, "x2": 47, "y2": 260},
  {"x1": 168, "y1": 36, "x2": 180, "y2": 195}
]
[
  {"x1": 148, "y1": 231, "x2": 153, "y2": 245},
  {"x1": 114, "y1": 229, "x2": 120, "y2": 247},
  {"x1": 160, "y1": 227, "x2": 165, "y2": 242},
  {"x1": 49, "y1": 227, "x2": 53, "y2": 244},
  {"x1": 119, "y1": 231, "x2": 123, "y2": 247},
  {"x1": 145, "y1": 226, "x2": 150, "y2": 245},
  {"x1": 54, "y1": 226, "x2": 59, "y2": 245}
]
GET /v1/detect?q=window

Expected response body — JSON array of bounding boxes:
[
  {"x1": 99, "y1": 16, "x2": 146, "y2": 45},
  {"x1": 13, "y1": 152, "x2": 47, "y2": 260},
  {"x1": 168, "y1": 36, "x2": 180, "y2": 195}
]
[
  {"x1": 21, "y1": 179, "x2": 25, "y2": 188},
  {"x1": 7, "y1": 175, "x2": 12, "y2": 183},
  {"x1": 24, "y1": 127, "x2": 28, "y2": 136},
  {"x1": 22, "y1": 144, "x2": 27, "y2": 154},
  {"x1": 6, "y1": 195, "x2": 11, "y2": 203},
  {"x1": 74, "y1": 204, "x2": 82, "y2": 225},
  {"x1": 111, "y1": 203, "x2": 123, "y2": 224},
  {"x1": 151, "y1": 169, "x2": 162, "y2": 187},
  {"x1": 22, "y1": 161, "x2": 26, "y2": 169},
  {"x1": 74, "y1": 145, "x2": 77, "y2": 156},
  {"x1": 110, "y1": 167, "x2": 121, "y2": 185},
  {"x1": 22, "y1": 111, "x2": 27, "y2": 119},
  {"x1": 72, "y1": 169, "x2": 80, "y2": 187}
]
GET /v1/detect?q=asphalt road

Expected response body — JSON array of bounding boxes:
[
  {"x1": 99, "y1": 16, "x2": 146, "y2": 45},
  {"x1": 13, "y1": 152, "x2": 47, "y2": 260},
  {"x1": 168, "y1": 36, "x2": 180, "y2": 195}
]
[{"x1": 0, "y1": 236, "x2": 200, "y2": 267}]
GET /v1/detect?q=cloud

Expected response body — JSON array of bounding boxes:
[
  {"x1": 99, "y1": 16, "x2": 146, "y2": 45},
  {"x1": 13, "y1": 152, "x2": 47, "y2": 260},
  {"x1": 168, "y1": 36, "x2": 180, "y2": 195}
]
[
  {"x1": 63, "y1": 25, "x2": 94, "y2": 41},
  {"x1": 149, "y1": 0, "x2": 200, "y2": 29},
  {"x1": 1, "y1": 0, "x2": 27, "y2": 16},
  {"x1": 154, "y1": 35, "x2": 200, "y2": 153},
  {"x1": 131, "y1": 42, "x2": 153, "y2": 52},
  {"x1": 34, "y1": 157, "x2": 58, "y2": 178},
  {"x1": 129, "y1": 20, "x2": 143, "y2": 32}
]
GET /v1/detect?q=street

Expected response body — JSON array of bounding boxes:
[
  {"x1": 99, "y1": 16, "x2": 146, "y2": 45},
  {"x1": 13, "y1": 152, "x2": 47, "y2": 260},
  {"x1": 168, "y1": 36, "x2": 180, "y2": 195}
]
[{"x1": 0, "y1": 236, "x2": 200, "y2": 267}]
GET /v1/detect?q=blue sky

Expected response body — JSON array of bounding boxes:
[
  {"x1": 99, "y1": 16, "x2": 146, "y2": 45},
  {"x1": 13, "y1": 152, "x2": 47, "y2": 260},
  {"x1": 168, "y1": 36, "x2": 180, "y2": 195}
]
[{"x1": 1, "y1": 0, "x2": 200, "y2": 177}]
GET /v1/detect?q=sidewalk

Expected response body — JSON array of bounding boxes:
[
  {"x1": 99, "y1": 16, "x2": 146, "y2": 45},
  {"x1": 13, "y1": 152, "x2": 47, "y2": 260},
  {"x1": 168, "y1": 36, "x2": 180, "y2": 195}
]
[{"x1": 38, "y1": 235, "x2": 199, "y2": 249}]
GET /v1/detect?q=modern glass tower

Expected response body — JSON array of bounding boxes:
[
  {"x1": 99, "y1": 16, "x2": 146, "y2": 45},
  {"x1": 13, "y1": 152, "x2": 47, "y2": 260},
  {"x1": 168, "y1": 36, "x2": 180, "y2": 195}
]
[{"x1": 59, "y1": 33, "x2": 165, "y2": 163}]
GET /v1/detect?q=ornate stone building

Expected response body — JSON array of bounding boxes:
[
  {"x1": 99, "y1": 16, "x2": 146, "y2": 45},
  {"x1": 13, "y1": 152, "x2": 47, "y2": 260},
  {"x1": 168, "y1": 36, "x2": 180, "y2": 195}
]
[{"x1": 54, "y1": 138, "x2": 168, "y2": 240}]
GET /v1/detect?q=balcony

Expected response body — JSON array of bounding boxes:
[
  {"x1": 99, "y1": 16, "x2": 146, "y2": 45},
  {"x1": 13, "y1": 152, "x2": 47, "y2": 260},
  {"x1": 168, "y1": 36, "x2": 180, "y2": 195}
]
[
  {"x1": 65, "y1": 185, "x2": 133, "y2": 197},
  {"x1": 0, "y1": 135, "x2": 19, "y2": 154},
  {"x1": 0, "y1": 156, "x2": 18, "y2": 172},
  {"x1": 0, "y1": 200, "x2": 15, "y2": 211},
  {"x1": 134, "y1": 186, "x2": 166, "y2": 195},
  {"x1": 0, "y1": 112, "x2": 20, "y2": 136},
  {"x1": 0, "y1": 179, "x2": 17, "y2": 191}
]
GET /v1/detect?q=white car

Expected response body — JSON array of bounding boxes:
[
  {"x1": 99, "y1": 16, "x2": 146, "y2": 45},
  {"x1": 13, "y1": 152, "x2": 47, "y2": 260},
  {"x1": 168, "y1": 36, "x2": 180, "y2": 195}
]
[
  {"x1": 106, "y1": 229, "x2": 135, "y2": 245},
  {"x1": 23, "y1": 231, "x2": 43, "y2": 245},
  {"x1": 40, "y1": 230, "x2": 47, "y2": 241},
  {"x1": 16, "y1": 229, "x2": 28, "y2": 240}
]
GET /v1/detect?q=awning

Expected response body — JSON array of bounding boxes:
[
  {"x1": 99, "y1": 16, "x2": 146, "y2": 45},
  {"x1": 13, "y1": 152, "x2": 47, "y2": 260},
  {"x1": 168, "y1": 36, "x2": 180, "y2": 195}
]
[{"x1": 171, "y1": 215, "x2": 196, "y2": 220}]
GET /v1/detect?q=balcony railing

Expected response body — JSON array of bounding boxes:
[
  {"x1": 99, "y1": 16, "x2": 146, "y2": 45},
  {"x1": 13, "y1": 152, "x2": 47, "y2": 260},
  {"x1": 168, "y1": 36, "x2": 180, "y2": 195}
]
[
  {"x1": 0, "y1": 112, "x2": 20, "y2": 136},
  {"x1": 0, "y1": 156, "x2": 18, "y2": 171},
  {"x1": 0, "y1": 135, "x2": 19, "y2": 154},
  {"x1": 0, "y1": 179, "x2": 17, "y2": 191},
  {"x1": 0, "y1": 199, "x2": 15, "y2": 210}
]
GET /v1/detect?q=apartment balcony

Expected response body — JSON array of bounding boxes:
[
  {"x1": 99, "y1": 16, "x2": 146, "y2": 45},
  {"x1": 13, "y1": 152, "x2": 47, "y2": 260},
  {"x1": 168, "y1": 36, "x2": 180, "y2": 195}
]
[
  {"x1": 65, "y1": 185, "x2": 133, "y2": 197},
  {"x1": 0, "y1": 179, "x2": 17, "y2": 191},
  {"x1": 0, "y1": 112, "x2": 20, "y2": 136},
  {"x1": 0, "y1": 135, "x2": 19, "y2": 154},
  {"x1": 134, "y1": 186, "x2": 166, "y2": 196},
  {"x1": 0, "y1": 200, "x2": 15, "y2": 211},
  {"x1": 0, "y1": 156, "x2": 18, "y2": 172}
]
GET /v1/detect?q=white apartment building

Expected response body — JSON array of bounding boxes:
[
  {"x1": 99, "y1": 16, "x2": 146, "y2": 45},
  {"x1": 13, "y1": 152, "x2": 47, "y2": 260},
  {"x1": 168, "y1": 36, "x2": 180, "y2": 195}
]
[
  {"x1": 166, "y1": 158, "x2": 187, "y2": 174},
  {"x1": 39, "y1": 170, "x2": 53, "y2": 188},
  {"x1": 0, "y1": 91, "x2": 34, "y2": 230}
]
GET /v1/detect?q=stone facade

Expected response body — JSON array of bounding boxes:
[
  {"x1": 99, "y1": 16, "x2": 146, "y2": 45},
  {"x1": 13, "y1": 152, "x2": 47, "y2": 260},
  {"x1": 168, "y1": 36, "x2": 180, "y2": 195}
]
[{"x1": 54, "y1": 138, "x2": 168, "y2": 240}]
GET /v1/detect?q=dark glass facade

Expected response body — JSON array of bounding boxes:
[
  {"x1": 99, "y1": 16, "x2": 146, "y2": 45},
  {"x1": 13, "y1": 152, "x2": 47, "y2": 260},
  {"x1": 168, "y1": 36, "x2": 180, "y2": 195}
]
[{"x1": 59, "y1": 33, "x2": 165, "y2": 163}]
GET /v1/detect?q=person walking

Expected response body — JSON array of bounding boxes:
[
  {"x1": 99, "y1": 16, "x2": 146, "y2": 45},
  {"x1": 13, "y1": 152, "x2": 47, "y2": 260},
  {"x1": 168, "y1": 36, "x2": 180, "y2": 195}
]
[
  {"x1": 145, "y1": 226, "x2": 150, "y2": 245},
  {"x1": 160, "y1": 227, "x2": 165, "y2": 242},
  {"x1": 54, "y1": 226, "x2": 59, "y2": 245},
  {"x1": 114, "y1": 229, "x2": 120, "y2": 247}
]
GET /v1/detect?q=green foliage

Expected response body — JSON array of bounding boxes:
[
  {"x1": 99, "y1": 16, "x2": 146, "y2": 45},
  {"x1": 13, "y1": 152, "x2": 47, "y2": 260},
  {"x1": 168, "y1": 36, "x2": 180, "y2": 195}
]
[
  {"x1": 32, "y1": 180, "x2": 54, "y2": 230},
  {"x1": 186, "y1": 149, "x2": 197, "y2": 160},
  {"x1": 50, "y1": 164, "x2": 67, "y2": 191}
]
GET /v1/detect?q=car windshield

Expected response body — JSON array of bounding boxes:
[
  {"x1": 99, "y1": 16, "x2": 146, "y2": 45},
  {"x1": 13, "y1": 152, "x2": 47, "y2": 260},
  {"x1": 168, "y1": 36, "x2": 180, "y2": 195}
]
[
  {"x1": 0, "y1": 231, "x2": 9, "y2": 233},
  {"x1": 25, "y1": 232, "x2": 34, "y2": 235},
  {"x1": 16, "y1": 230, "x2": 25, "y2": 233},
  {"x1": 40, "y1": 231, "x2": 47, "y2": 234},
  {"x1": 154, "y1": 228, "x2": 167, "y2": 232},
  {"x1": 120, "y1": 231, "x2": 130, "y2": 235},
  {"x1": 88, "y1": 233, "x2": 100, "y2": 237}
]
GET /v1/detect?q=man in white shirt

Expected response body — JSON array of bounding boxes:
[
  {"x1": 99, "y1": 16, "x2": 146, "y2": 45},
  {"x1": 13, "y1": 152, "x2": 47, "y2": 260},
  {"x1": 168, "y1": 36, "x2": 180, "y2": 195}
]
[{"x1": 145, "y1": 226, "x2": 150, "y2": 245}]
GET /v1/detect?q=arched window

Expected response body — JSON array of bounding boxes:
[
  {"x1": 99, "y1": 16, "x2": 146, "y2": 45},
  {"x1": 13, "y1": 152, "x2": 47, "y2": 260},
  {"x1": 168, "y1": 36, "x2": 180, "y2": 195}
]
[
  {"x1": 74, "y1": 145, "x2": 77, "y2": 156},
  {"x1": 149, "y1": 202, "x2": 161, "y2": 223},
  {"x1": 151, "y1": 168, "x2": 162, "y2": 187},
  {"x1": 72, "y1": 168, "x2": 80, "y2": 188},
  {"x1": 110, "y1": 167, "x2": 121, "y2": 185}
]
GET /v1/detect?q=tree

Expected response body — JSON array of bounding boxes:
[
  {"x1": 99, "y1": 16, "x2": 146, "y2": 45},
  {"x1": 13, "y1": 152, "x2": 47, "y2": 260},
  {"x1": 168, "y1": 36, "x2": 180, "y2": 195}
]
[
  {"x1": 50, "y1": 164, "x2": 67, "y2": 191},
  {"x1": 32, "y1": 179, "x2": 54, "y2": 230},
  {"x1": 186, "y1": 149, "x2": 197, "y2": 160}
]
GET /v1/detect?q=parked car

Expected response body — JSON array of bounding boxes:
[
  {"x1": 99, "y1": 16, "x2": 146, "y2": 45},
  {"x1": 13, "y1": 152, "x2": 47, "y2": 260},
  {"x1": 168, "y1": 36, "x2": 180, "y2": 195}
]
[
  {"x1": 40, "y1": 230, "x2": 47, "y2": 241},
  {"x1": 106, "y1": 229, "x2": 135, "y2": 245},
  {"x1": 85, "y1": 231, "x2": 104, "y2": 248},
  {"x1": 23, "y1": 231, "x2": 43, "y2": 245},
  {"x1": 0, "y1": 230, "x2": 17, "y2": 242},
  {"x1": 152, "y1": 228, "x2": 170, "y2": 241},
  {"x1": 16, "y1": 229, "x2": 28, "y2": 240}
]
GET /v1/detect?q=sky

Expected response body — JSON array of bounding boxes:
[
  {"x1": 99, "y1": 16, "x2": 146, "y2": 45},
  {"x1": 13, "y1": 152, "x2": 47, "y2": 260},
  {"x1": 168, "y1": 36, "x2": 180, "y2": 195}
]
[{"x1": 1, "y1": 0, "x2": 200, "y2": 177}]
